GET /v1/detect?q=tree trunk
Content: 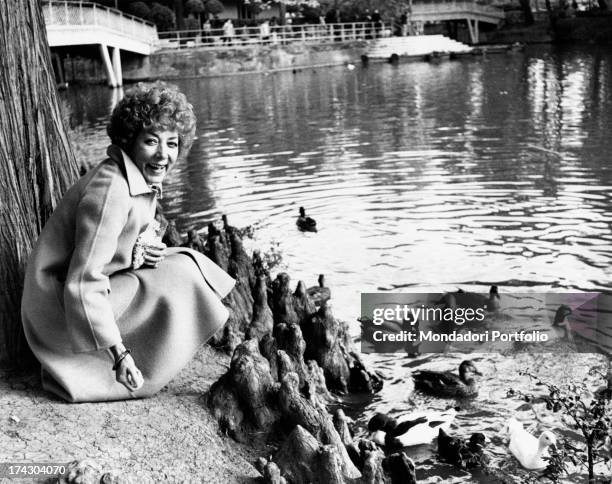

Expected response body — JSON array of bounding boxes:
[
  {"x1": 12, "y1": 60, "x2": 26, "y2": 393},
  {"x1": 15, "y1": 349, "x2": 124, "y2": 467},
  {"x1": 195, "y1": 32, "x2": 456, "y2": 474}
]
[
  {"x1": 519, "y1": 0, "x2": 535, "y2": 25},
  {"x1": 175, "y1": 0, "x2": 185, "y2": 30},
  {"x1": 587, "y1": 438, "x2": 594, "y2": 482},
  {"x1": 0, "y1": 1, "x2": 78, "y2": 367}
]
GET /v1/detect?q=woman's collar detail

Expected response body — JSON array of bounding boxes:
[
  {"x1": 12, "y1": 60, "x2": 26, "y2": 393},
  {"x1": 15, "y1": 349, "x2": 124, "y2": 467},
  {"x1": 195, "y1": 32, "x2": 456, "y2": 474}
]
[
  {"x1": 106, "y1": 144, "x2": 159, "y2": 197},
  {"x1": 150, "y1": 184, "x2": 163, "y2": 199}
]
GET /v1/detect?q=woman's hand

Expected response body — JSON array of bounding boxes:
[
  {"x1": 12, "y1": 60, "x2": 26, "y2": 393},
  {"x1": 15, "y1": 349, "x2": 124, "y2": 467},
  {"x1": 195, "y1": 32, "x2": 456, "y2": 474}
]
[
  {"x1": 143, "y1": 241, "x2": 167, "y2": 268},
  {"x1": 110, "y1": 343, "x2": 144, "y2": 392},
  {"x1": 115, "y1": 353, "x2": 144, "y2": 391}
]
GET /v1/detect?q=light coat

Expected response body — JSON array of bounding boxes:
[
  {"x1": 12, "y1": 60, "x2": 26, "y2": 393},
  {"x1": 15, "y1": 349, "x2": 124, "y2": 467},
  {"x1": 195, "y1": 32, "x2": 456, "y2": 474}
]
[{"x1": 22, "y1": 146, "x2": 234, "y2": 402}]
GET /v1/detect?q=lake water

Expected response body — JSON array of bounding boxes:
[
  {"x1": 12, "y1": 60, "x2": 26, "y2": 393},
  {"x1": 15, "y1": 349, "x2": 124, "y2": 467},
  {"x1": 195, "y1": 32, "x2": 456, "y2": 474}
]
[{"x1": 62, "y1": 43, "x2": 612, "y2": 482}]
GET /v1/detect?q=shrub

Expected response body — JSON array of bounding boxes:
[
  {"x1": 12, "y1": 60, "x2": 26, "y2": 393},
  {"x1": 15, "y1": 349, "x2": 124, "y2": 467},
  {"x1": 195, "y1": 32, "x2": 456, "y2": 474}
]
[
  {"x1": 186, "y1": 0, "x2": 205, "y2": 15},
  {"x1": 150, "y1": 3, "x2": 176, "y2": 31},
  {"x1": 126, "y1": 1, "x2": 151, "y2": 21},
  {"x1": 508, "y1": 369, "x2": 612, "y2": 482},
  {"x1": 205, "y1": 0, "x2": 224, "y2": 16}
]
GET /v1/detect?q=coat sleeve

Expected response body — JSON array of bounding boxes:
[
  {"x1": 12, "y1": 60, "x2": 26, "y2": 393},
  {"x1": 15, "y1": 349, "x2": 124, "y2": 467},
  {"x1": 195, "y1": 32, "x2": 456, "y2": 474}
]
[{"x1": 64, "y1": 166, "x2": 130, "y2": 353}]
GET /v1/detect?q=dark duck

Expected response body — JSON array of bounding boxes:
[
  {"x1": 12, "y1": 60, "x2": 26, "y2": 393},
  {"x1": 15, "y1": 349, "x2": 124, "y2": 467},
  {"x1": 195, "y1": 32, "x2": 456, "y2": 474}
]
[
  {"x1": 307, "y1": 274, "x2": 331, "y2": 306},
  {"x1": 437, "y1": 428, "x2": 488, "y2": 469},
  {"x1": 413, "y1": 360, "x2": 482, "y2": 398},
  {"x1": 296, "y1": 206, "x2": 317, "y2": 232},
  {"x1": 438, "y1": 285, "x2": 500, "y2": 312},
  {"x1": 551, "y1": 304, "x2": 573, "y2": 341}
]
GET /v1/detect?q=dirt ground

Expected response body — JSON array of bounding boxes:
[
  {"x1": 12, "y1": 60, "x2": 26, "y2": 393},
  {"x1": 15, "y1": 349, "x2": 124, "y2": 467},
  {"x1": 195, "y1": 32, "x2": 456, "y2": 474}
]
[{"x1": 0, "y1": 345, "x2": 267, "y2": 483}]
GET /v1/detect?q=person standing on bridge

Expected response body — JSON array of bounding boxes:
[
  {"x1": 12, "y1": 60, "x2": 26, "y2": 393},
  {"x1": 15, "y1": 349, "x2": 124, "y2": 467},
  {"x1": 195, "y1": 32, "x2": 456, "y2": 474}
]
[
  {"x1": 259, "y1": 19, "x2": 270, "y2": 43},
  {"x1": 21, "y1": 82, "x2": 235, "y2": 402},
  {"x1": 202, "y1": 18, "x2": 212, "y2": 44},
  {"x1": 222, "y1": 19, "x2": 235, "y2": 45},
  {"x1": 372, "y1": 9, "x2": 382, "y2": 38},
  {"x1": 400, "y1": 9, "x2": 409, "y2": 36}
]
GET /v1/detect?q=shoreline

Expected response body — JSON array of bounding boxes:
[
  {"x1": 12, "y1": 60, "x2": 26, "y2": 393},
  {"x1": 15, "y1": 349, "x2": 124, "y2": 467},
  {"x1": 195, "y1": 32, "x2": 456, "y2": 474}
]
[{"x1": 1, "y1": 345, "x2": 263, "y2": 483}]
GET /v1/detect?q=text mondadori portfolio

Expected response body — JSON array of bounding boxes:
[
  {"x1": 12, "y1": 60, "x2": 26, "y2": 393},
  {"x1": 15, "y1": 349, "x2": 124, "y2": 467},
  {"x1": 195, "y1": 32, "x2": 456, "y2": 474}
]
[{"x1": 371, "y1": 330, "x2": 549, "y2": 342}]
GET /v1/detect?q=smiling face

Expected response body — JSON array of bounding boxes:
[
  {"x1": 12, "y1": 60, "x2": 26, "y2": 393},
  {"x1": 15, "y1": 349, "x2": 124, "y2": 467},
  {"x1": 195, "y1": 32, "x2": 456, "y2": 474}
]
[{"x1": 130, "y1": 128, "x2": 179, "y2": 185}]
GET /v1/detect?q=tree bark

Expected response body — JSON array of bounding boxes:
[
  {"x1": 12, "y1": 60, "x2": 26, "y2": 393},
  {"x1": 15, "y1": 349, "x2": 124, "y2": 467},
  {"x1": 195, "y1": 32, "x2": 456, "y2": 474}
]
[
  {"x1": 0, "y1": 1, "x2": 78, "y2": 367},
  {"x1": 175, "y1": 0, "x2": 185, "y2": 30},
  {"x1": 519, "y1": 0, "x2": 535, "y2": 25}
]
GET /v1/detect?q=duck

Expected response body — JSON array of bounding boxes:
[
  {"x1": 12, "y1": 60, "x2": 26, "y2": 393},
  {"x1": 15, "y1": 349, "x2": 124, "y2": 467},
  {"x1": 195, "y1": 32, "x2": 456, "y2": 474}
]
[
  {"x1": 296, "y1": 206, "x2": 317, "y2": 232},
  {"x1": 551, "y1": 305, "x2": 573, "y2": 342},
  {"x1": 368, "y1": 408, "x2": 457, "y2": 448},
  {"x1": 359, "y1": 313, "x2": 419, "y2": 355},
  {"x1": 438, "y1": 428, "x2": 488, "y2": 469},
  {"x1": 505, "y1": 418, "x2": 556, "y2": 470},
  {"x1": 413, "y1": 360, "x2": 482, "y2": 398},
  {"x1": 307, "y1": 274, "x2": 331, "y2": 306},
  {"x1": 438, "y1": 285, "x2": 500, "y2": 313}
]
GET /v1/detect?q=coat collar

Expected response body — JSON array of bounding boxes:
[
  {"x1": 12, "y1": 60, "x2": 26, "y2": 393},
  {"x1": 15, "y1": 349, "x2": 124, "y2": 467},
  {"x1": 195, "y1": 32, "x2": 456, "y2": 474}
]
[{"x1": 106, "y1": 145, "x2": 162, "y2": 198}]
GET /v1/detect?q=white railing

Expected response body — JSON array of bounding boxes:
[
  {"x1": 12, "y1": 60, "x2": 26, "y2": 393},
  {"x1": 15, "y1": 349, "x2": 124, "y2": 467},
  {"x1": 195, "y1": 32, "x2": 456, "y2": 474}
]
[
  {"x1": 411, "y1": 0, "x2": 505, "y2": 20},
  {"x1": 42, "y1": 1, "x2": 158, "y2": 43},
  {"x1": 157, "y1": 22, "x2": 390, "y2": 50}
]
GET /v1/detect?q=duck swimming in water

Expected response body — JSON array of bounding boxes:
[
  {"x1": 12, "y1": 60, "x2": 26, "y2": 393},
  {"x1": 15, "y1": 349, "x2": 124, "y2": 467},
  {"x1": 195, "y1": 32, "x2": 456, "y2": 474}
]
[
  {"x1": 551, "y1": 304, "x2": 573, "y2": 342},
  {"x1": 413, "y1": 360, "x2": 482, "y2": 398},
  {"x1": 368, "y1": 408, "x2": 457, "y2": 448},
  {"x1": 437, "y1": 428, "x2": 488, "y2": 469},
  {"x1": 296, "y1": 206, "x2": 317, "y2": 232},
  {"x1": 504, "y1": 418, "x2": 556, "y2": 470},
  {"x1": 307, "y1": 274, "x2": 331, "y2": 306},
  {"x1": 438, "y1": 286, "x2": 501, "y2": 313}
]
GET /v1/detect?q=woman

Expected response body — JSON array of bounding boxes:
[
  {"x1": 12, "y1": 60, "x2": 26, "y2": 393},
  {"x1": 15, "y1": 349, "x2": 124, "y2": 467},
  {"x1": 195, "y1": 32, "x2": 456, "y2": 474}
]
[
  {"x1": 21, "y1": 82, "x2": 234, "y2": 403},
  {"x1": 222, "y1": 19, "x2": 235, "y2": 44}
]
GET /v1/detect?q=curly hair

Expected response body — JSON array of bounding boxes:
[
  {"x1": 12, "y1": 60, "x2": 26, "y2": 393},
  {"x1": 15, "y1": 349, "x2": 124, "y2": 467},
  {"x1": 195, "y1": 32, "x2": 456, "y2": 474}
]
[{"x1": 107, "y1": 81, "x2": 196, "y2": 164}]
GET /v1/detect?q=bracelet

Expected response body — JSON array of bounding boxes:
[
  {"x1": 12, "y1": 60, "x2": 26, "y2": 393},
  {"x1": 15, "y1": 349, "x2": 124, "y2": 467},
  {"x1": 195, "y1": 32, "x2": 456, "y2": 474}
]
[{"x1": 112, "y1": 349, "x2": 131, "y2": 371}]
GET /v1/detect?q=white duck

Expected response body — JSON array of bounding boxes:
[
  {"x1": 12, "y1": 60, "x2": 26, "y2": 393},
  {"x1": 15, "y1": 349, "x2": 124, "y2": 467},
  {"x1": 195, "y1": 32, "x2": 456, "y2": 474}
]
[
  {"x1": 505, "y1": 418, "x2": 556, "y2": 470},
  {"x1": 368, "y1": 408, "x2": 457, "y2": 448}
]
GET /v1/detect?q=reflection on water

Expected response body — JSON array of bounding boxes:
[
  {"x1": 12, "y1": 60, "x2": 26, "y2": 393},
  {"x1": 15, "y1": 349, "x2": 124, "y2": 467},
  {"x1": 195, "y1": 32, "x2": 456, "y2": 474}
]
[{"x1": 63, "y1": 44, "x2": 612, "y2": 482}]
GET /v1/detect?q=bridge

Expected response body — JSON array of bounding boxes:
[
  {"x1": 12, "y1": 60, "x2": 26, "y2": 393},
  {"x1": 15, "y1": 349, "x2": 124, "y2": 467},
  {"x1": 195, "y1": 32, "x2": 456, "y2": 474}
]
[
  {"x1": 409, "y1": 0, "x2": 506, "y2": 43},
  {"x1": 42, "y1": 1, "x2": 504, "y2": 85},
  {"x1": 42, "y1": 1, "x2": 158, "y2": 87}
]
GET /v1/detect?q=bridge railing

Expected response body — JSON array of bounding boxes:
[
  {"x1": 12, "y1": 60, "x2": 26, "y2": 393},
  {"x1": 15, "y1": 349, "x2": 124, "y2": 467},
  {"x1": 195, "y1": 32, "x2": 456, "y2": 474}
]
[
  {"x1": 410, "y1": 0, "x2": 505, "y2": 19},
  {"x1": 157, "y1": 22, "x2": 391, "y2": 50},
  {"x1": 42, "y1": 1, "x2": 158, "y2": 43}
]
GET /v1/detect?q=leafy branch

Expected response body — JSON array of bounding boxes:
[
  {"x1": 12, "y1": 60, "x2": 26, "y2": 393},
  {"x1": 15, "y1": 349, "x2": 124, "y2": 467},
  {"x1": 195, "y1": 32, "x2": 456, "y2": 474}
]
[{"x1": 507, "y1": 370, "x2": 612, "y2": 483}]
